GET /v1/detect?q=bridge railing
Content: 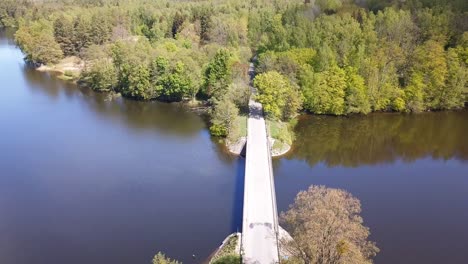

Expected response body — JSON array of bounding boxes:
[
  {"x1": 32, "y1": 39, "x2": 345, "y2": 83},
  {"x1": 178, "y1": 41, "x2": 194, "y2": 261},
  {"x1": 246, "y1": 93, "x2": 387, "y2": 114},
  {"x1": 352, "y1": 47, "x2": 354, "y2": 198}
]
[{"x1": 265, "y1": 116, "x2": 280, "y2": 263}]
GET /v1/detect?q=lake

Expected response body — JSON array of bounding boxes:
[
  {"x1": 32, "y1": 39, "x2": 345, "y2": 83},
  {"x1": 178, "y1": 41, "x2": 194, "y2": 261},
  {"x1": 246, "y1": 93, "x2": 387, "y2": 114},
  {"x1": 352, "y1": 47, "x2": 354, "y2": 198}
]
[{"x1": 1, "y1": 29, "x2": 467, "y2": 264}]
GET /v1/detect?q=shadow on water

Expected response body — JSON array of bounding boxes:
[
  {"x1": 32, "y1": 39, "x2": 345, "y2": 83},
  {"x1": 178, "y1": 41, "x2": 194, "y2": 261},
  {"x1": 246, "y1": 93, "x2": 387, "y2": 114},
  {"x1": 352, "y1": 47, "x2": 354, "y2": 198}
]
[{"x1": 231, "y1": 157, "x2": 245, "y2": 233}]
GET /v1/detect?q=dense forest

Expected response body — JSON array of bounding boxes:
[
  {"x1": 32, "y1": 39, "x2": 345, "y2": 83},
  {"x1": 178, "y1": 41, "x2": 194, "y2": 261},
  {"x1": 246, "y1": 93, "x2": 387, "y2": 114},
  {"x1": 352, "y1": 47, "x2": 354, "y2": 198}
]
[{"x1": 1, "y1": 0, "x2": 467, "y2": 140}]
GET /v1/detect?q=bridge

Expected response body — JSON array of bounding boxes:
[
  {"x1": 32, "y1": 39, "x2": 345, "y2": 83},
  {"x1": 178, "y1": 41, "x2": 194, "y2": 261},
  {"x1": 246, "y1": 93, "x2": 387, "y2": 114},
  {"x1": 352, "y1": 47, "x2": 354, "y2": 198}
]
[{"x1": 241, "y1": 63, "x2": 280, "y2": 263}]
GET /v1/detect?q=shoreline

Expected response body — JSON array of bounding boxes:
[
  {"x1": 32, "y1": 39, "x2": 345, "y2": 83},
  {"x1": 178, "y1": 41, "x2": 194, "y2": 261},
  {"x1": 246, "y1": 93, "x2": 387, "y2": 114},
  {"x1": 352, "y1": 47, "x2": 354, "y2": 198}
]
[
  {"x1": 33, "y1": 60, "x2": 212, "y2": 110},
  {"x1": 225, "y1": 137, "x2": 292, "y2": 157}
]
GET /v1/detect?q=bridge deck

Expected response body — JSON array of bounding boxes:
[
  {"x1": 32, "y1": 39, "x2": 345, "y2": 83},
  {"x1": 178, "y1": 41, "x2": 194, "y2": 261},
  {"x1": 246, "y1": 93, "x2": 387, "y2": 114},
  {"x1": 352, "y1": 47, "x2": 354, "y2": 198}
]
[{"x1": 242, "y1": 67, "x2": 279, "y2": 263}]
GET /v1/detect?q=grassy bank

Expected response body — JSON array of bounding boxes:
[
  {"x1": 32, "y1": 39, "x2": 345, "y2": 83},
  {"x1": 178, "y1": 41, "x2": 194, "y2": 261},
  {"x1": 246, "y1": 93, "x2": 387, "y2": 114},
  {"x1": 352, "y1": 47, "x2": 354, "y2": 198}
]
[
  {"x1": 266, "y1": 118, "x2": 296, "y2": 155},
  {"x1": 226, "y1": 114, "x2": 247, "y2": 143},
  {"x1": 37, "y1": 56, "x2": 83, "y2": 82},
  {"x1": 209, "y1": 234, "x2": 241, "y2": 264}
]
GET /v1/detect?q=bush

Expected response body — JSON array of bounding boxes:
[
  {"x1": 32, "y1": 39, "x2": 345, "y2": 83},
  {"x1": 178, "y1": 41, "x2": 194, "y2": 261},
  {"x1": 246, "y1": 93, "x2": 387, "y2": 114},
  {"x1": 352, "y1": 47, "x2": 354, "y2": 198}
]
[
  {"x1": 210, "y1": 98, "x2": 239, "y2": 138},
  {"x1": 82, "y1": 59, "x2": 117, "y2": 92},
  {"x1": 212, "y1": 254, "x2": 241, "y2": 264}
]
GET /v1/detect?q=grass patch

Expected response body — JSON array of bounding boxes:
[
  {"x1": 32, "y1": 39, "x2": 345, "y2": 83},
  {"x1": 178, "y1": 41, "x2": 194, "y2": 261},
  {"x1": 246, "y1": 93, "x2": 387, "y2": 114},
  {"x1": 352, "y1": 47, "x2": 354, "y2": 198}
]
[
  {"x1": 212, "y1": 254, "x2": 241, "y2": 264},
  {"x1": 266, "y1": 119, "x2": 294, "y2": 146},
  {"x1": 210, "y1": 234, "x2": 240, "y2": 264},
  {"x1": 273, "y1": 138, "x2": 288, "y2": 150},
  {"x1": 238, "y1": 115, "x2": 247, "y2": 138},
  {"x1": 267, "y1": 118, "x2": 298, "y2": 154},
  {"x1": 228, "y1": 114, "x2": 247, "y2": 142}
]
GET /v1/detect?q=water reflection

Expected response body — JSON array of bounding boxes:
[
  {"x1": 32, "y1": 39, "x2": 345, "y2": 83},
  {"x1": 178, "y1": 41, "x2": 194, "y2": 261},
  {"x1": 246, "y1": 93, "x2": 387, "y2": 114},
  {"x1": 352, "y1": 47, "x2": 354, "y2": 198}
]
[
  {"x1": 288, "y1": 112, "x2": 468, "y2": 167},
  {"x1": 20, "y1": 62, "x2": 207, "y2": 137},
  {"x1": 0, "y1": 28, "x2": 241, "y2": 264}
]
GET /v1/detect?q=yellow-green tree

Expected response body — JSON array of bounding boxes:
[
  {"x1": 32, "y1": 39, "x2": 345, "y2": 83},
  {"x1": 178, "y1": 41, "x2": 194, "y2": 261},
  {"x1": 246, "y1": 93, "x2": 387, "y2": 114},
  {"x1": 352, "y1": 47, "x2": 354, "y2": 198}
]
[
  {"x1": 345, "y1": 67, "x2": 371, "y2": 114},
  {"x1": 210, "y1": 98, "x2": 239, "y2": 138},
  {"x1": 412, "y1": 40, "x2": 448, "y2": 110},
  {"x1": 254, "y1": 71, "x2": 302, "y2": 120},
  {"x1": 301, "y1": 65, "x2": 346, "y2": 115}
]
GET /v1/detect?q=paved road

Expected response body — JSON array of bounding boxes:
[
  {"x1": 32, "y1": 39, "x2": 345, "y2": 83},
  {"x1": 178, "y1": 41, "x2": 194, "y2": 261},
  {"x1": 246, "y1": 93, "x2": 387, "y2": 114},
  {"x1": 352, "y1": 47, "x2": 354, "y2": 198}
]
[{"x1": 242, "y1": 64, "x2": 279, "y2": 264}]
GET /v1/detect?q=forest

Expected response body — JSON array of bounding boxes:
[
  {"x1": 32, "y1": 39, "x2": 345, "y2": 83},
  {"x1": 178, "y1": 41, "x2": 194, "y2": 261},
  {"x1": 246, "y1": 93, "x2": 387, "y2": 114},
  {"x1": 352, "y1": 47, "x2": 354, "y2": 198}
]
[{"x1": 1, "y1": 0, "x2": 467, "y2": 141}]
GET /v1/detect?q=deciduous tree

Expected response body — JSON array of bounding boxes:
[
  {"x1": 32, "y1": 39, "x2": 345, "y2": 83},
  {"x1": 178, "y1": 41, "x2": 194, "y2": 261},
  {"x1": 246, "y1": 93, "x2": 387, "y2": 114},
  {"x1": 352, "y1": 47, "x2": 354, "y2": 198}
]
[
  {"x1": 280, "y1": 185, "x2": 379, "y2": 264},
  {"x1": 15, "y1": 19, "x2": 63, "y2": 64},
  {"x1": 254, "y1": 71, "x2": 302, "y2": 120}
]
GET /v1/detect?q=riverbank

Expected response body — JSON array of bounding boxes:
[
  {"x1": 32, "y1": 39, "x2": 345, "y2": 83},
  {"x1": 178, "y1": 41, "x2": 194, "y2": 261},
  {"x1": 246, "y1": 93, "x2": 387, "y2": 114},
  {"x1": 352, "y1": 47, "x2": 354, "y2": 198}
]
[
  {"x1": 32, "y1": 57, "x2": 212, "y2": 111},
  {"x1": 36, "y1": 56, "x2": 84, "y2": 81},
  {"x1": 225, "y1": 116, "x2": 294, "y2": 157},
  {"x1": 267, "y1": 119, "x2": 294, "y2": 157},
  {"x1": 207, "y1": 233, "x2": 241, "y2": 264}
]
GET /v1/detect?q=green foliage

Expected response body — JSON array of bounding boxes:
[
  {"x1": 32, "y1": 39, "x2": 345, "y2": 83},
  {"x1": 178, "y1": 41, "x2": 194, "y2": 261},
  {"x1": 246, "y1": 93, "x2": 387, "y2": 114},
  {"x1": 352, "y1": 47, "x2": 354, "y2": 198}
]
[
  {"x1": 210, "y1": 124, "x2": 228, "y2": 137},
  {"x1": 53, "y1": 15, "x2": 76, "y2": 56},
  {"x1": 412, "y1": 40, "x2": 449, "y2": 109},
  {"x1": 344, "y1": 67, "x2": 371, "y2": 114},
  {"x1": 316, "y1": 0, "x2": 343, "y2": 12},
  {"x1": 225, "y1": 80, "x2": 250, "y2": 112},
  {"x1": 83, "y1": 59, "x2": 117, "y2": 92},
  {"x1": 210, "y1": 98, "x2": 239, "y2": 138},
  {"x1": 120, "y1": 62, "x2": 154, "y2": 99},
  {"x1": 152, "y1": 59, "x2": 195, "y2": 101},
  {"x1": 209, "y1": 234, "x2": 240, "y2": 264},
  {"x1": 301, "y1": 65, "x2": 346, "y2": 115},
  {"x1": 404, "y1": 72, "x2": 425, "y2": 112},
  {"x1": 152, "y1": 252, "x2": 181, "y2": 264},
  {"x1": 211, "y1": 255, "x2": 241, "y2": 264},
  {"x1": 15, "y1": 19, "x2": 63, "y2": 64},
  {"x1": 267, "y1": 119, "x2": 294, "y2": 146},
  {"x1": 73, "y1": 15, "x2": 92, "y2": 53},
  {"x1": 444, "y1": 48, "x2": 467, "y2": 109},
  {"x1": 7, "y1": 0, "x2": 468, "y2": 119},
  {"x1": 254, "y1": 71, "x2": 302, "y2": 120},
  {"x1": 203, "y1": 48, "x2": 233, "y2": 100}
]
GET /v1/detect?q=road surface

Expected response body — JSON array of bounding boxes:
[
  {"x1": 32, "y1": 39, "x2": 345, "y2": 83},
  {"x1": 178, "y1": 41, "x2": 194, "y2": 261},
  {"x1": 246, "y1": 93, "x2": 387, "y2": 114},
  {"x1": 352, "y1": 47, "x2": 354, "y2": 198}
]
[{"x1": 242, "y1": 63, "x2": 279, "y2": 264}]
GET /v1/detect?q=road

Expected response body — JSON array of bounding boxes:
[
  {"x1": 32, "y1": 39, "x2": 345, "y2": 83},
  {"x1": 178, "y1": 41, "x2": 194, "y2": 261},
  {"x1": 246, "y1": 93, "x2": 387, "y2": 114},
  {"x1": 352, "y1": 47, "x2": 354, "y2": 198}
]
[{"x1": 242, "y1": 63, "x2": 279, "y2": 264}]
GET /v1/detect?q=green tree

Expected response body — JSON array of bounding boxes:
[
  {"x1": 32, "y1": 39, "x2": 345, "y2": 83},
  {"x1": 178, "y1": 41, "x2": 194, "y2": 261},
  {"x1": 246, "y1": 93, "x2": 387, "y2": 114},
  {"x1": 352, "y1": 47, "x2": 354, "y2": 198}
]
[
  {"x1": 73, "y1": 15, "x2": 92, "y2": 53},
  {"x1": 15, "y1": 19, "x2": 63, "y2": 64},
  {"x1": 90, "y1": 13, "x2": 111, "y2": 45},
  {"x1": 83, "y1": 59, "x2": 117, "y2": 92},
  {"x1": 152, "y1": 252, "x2": 181, "y2": 264},
  {"x1": 444, "y1": 48, "x2": 467, "y2": 109},
  {"x1": 53, "y1": 15, "x2": 76, "y2": 56},
  {"x1": 316, "y1": 0, "x2": 343, "y2": 12},
  {"x1": 203, "y1": 48, "x2": 233, "y2": 100},
  {"x1": 254, "y1": 71, "x2": 302, "y2": 120},
  {"x1": 158, "y1": 62, "x2": 193, "y2": 101},
  {"x1": 120, "y1": 63, "x2": 154, "y2": 100},
  {"x1": 415, "y1": 7, "x2": 453, "y2": 44},
  {"x1": 412, "y1": 40, "x2": 448, "y2": 109},
  {"x1": 345, "y1": 67, "x2": 371, "y2": 114},
  {"x1": 198, "y1": 8, "x2": 212, "y2": 44},
  {"x1": 210, "y1": 98, "x2": 239, "y2": 138},
  {"x1": 280, "y1": 185, "x2": 379, "y2": 264},
  {"x1": 404, "y1": 72, "x2": 425, "y2": 112},
  {"x1": 360, "y1": 47, "x2": 397, "y2": 111},
  {"x1": 301, "y1": 65, "x2": 346, "y2": 115},
  {"x1": 212, "y1": 254, "x2": 241, "y2": 264}
]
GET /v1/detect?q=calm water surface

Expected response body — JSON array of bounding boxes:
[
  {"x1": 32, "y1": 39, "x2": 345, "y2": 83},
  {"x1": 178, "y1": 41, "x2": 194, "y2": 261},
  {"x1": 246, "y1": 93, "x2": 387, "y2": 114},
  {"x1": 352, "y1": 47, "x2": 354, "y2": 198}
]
[
  {"x1": 1, "y1": 29, "x2": 467, "y2": 264},
  {"x1": 276, "y1": 113, "x2": 468, "y2": 264},
  {"x1": 0, "y1": 30, "x2": 244, "y2": 264}
]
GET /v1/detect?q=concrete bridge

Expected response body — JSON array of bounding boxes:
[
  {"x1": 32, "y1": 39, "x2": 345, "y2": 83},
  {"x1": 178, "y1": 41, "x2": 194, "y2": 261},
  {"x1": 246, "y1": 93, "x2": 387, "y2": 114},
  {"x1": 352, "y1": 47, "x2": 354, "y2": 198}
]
[{"x1": 241, "y1": 63, "x2": 280, "y2": 264}]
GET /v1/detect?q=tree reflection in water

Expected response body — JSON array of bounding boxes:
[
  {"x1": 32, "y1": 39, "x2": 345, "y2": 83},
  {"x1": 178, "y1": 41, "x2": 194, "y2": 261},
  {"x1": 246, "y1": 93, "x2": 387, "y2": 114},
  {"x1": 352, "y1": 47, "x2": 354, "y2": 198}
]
[{"x1": 288, "y1": 111, "x2": 468, "y2": 167}]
